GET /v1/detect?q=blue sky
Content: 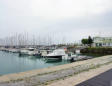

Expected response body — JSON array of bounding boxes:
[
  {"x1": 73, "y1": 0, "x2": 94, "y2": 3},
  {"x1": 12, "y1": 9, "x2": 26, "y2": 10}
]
[{"x1": 0, "y1": 0, "x2": 112, "y2": 43}]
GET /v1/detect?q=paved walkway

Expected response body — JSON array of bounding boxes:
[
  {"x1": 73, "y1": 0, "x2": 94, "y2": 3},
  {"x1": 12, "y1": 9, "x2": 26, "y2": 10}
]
[
  {"x1": 48, "y1": 63, "x2": 112, "y2": 86},
  {"x1": 76, "y1": 69, "x2": 112, "y2": 86}
]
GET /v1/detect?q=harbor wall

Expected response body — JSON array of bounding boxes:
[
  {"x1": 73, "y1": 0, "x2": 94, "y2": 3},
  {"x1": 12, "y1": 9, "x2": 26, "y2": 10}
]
[
  {"x1": 81, "y1": 47, "x2": 112, "y2": 55},
  {"x1": 0, "y1": 55, "x2": 112, "y2": 83}
]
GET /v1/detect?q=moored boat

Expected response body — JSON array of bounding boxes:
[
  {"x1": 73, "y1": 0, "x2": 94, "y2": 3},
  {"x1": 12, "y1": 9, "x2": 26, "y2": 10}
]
[
  {"x1": 44, "y1": 49, "x2": 68, "y2": 62},
  {"x1": 19, "y1": 48, "x2": 41, "y2": 56}
]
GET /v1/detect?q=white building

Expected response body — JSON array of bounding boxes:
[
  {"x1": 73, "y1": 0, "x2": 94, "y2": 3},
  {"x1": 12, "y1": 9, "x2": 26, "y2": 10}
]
[{"x1": 93, "y1": 37, "x2": 112, "y2": 47}]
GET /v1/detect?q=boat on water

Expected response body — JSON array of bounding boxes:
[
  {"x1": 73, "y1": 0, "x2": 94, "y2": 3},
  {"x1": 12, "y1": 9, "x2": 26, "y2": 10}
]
[
  {"x1": 70, "y1": 53, "x2": 93, "y2": 62},
  {"x1": 8, "y1": 48, "x2": 20, "y2": 53},
  {"x1": 19, "y1": 48, "x2": 41, "y2": 56},
  {"x1": 44, "y1": 49, "x2": 69, "y2": 62}
]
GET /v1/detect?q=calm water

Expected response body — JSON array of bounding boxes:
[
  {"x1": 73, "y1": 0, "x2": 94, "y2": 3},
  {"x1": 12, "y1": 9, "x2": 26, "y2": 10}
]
[{"x1": 0, "y1": 51, "x2": 70, "y2": 75}]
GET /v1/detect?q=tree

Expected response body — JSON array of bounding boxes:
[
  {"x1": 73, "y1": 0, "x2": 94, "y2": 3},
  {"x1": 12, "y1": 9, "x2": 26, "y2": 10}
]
[
  {"x1": 88, "y1": 36, "x2": 93, "y2": 47},
  {"x1": 81, "y1": 36, "x2": 93, "y2": 47},
  {"x1": 81, "y1": 39, "x2": 88, "y2": 45}
]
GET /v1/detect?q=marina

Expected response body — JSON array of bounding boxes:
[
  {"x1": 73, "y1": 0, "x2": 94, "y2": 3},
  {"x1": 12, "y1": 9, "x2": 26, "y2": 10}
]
[
  {"x1": 0, "y1": 50, "x2": 71, "y2": 75},
  {"x1": 0, "y1": 0, "x2": 112, "y2": 85},
  {"x1": 0, "y1": 47, "x2": 100, "y2": 75}
]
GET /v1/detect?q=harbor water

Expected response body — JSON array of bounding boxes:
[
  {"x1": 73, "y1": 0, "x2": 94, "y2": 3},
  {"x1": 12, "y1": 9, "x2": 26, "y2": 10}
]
[
  {"x1": 0, "y1": 51, "x2": 70, "y2": 75},
  {"x1": 0, "y1": 51, "x2": 103, "y2": 75}
]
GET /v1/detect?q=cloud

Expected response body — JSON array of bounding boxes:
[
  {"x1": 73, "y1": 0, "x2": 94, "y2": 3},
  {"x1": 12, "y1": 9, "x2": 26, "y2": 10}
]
[
  {"x1": 0, "y1": 0, "x2": 112, "y2": 43},
  {"x1": 31, "y1": 0, "x2": 112, "y2": 18},
  {"x1": 0, "y1": 0, "x2": 112, "y2": 18}
]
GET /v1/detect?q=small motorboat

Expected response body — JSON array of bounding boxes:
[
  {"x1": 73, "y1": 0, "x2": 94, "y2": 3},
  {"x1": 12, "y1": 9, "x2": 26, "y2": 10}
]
[
  {"x1": 44, "y1": 49, "x2": 67, "y2": 62},
  {"x1": 19, "y1": 48, "x2": 40, "y2": 56}
]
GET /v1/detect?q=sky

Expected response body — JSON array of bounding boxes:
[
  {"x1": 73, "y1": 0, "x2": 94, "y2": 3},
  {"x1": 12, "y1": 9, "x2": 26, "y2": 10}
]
[{"x1": 0, "y1": 0, "x2": 112, "y2": 43}]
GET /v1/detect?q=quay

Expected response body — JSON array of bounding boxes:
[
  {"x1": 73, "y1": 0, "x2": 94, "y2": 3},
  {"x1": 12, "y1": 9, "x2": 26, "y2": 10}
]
[
  {"x1": 48, "y1": 60, "x2": 112, "y2": 86},
  {"x1": 0, "y1": 55, "x2": 112, "y2": 86}
]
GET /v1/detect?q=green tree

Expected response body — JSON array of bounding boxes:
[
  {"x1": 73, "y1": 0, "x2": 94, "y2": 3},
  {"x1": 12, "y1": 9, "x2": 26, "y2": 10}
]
[
  {"x1": 88, "y1": 36, "x2": 93, "y2": 47},
  {"x1": 81, "y1": 36, "x2": 93, "y2": 47},
  {"x1": 81, "y1": 39, "x2": 88, "y2": 45}
]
